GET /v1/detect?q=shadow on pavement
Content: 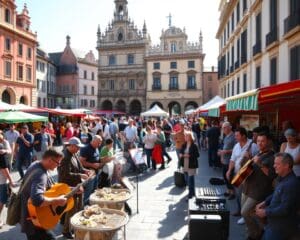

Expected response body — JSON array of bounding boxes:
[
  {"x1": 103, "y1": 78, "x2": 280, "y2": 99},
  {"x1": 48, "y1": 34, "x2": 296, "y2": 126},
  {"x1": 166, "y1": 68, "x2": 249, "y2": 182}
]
[{"x1": 157, "y1": 196, "x2": 188, "y2": 239}]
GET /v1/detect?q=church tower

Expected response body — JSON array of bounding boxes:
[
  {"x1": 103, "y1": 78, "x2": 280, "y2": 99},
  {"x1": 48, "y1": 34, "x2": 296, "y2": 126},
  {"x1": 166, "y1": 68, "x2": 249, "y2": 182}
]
[{"x1": 97, "y1": 0, "x2": 150, "y2": 115}]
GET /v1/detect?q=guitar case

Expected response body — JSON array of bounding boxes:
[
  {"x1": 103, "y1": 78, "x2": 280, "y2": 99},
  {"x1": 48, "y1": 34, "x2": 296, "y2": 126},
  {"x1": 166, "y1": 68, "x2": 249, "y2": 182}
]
[{"x1": 174, "y1": 170, "x2": 186, "y2": 187}]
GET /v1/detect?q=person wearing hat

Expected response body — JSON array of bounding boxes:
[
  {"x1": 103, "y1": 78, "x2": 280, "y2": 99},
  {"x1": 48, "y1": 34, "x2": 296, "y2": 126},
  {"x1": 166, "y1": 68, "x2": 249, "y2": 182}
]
[
  {"x1": 58, "y1": 137, "x2": 91, "y2": 239},
  {"x1": 33, "y1": 125, "x2": 52, "y2": 161},
  {"x1": 15, "y1": 125, "x2": 34, "y2": 180},
  {"x1": 280, "y1": 128, "x2": 300, "y2": 179}
]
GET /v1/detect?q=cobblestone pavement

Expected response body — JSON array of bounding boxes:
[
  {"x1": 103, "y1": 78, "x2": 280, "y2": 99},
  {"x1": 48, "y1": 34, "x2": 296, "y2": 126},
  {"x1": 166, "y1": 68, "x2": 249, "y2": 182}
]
[{"x1": 0, "y1": 148, "x2": 245, "y2": 240}]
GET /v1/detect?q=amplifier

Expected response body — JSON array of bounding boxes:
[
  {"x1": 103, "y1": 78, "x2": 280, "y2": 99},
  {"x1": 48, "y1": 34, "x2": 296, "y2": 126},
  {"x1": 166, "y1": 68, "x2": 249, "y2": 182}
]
[
  {"x1": 189, "y1": 198, "x2": 230, "y2": 240},
  {"x1": 189, "y1": 214, "x2": 223, "y2": 240},
  {"x1": 195, "y1": 187, "x2": 225, "y2": 204}
]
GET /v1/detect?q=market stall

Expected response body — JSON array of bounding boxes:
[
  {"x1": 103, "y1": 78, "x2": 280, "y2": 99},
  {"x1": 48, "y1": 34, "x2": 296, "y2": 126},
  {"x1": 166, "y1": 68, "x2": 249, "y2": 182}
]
[{"x1": 141, "y1": 104, "x2": 169, "y2": 118}]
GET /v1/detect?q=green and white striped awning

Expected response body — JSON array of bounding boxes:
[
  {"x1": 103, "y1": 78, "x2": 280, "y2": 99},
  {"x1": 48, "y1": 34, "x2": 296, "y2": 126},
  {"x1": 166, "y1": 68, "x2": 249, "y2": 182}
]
[{"x1": 226, "y1": 89, "x2": 258, "y2": 111}]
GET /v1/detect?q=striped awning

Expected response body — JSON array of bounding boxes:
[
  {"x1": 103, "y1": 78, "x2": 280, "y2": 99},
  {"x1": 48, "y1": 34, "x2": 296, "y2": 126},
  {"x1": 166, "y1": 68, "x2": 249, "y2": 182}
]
[{"x1": 226, "y1": 89, "x2": 258, "y2": 111}]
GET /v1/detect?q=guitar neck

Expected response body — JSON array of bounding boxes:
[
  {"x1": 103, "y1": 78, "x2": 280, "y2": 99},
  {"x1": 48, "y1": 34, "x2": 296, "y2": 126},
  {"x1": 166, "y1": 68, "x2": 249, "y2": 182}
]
[{"x1": 64, "y1": 174, "x2": 95, "y2": 199}]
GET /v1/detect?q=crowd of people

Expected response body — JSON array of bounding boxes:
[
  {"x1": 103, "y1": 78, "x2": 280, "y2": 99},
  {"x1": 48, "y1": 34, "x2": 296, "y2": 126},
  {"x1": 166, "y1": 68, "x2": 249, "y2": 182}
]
[{"x1": 0, "y1": 116, "x2": 299, "y2": 240}]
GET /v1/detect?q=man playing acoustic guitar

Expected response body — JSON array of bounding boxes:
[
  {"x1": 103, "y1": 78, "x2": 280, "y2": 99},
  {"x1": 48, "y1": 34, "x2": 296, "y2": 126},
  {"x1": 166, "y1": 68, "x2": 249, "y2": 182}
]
[
  {"x1": 241, "y1": 132, "x2": 276, "y2": 240},
  {"x1": 20, "y1": 148, "x2": 65, "y2": 240}
]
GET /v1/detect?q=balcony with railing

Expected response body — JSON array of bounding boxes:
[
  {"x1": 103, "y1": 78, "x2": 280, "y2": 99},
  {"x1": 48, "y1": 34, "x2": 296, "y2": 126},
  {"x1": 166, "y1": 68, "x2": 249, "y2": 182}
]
[
  {"x1": 169, "y1": 84, "x2": 179, "y2": 90},
  {"x1": 284, "y1": 9, "x2": 300, "y2": 35},
  {"x1": 152, "y1": 84, "x2": 161, "y2": 90},
  {"x1": 230, "y1": 66, "x2": 234, "y2": 73},
  {"x1": 252, "y1": 41, "x2": 262, "y2": 56},
  {"x1": 235, "y1": 60, "x2": 240, "y2": 70},
  {"x1": 187, "y1": 84, "x2": 197, "y2": 90},
  {"x1": 99, "y1": 89, "x2": 145, "y2": 97},
  {"x1": 266, "y1": 28, "x2": 278, "y2": 47}
]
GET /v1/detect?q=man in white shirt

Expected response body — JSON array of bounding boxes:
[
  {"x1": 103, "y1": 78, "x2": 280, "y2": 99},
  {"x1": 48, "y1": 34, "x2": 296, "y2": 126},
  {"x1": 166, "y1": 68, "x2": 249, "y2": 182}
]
[
  {"x1": 4, "y1": 124, "x2": 19, "y2": 169},
  {"x1": 226, "y1": 127, "x2": 258, "y2": 224},
  {"x1": 123, "y1": 119, "x2": 138, "y2": 171},
  {"x1": 102, "y1": 119, "x2": 111, "y2": 140}
]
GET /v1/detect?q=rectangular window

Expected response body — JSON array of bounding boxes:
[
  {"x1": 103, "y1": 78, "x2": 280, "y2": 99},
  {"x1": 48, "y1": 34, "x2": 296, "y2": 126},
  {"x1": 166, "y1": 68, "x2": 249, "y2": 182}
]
[
  {"x1": 270, "y1": 57, "x2": 277, "y2": 85},
  {"x1": 243, "y1": 0, "x2": 247, "y2": 13},
  {"x1": 91, "y1": 86, "x2": 95, "y2": 95},
  {"x1": 127, "y1": 54, "x2": 134, "y2": 65},
  {"x1": 153, "y1": 77, "x2": 161, "y2": 90},
  {"x1": 187, "y1": 75, "x2": 196, "y2": 89},
  {"x1": 5, "y1": 38, "x2": 11, "y2": 51},
  {"x1": 5, "y1": 9, "x2": 11, "y2": 23},
  {"x1": 109, "y1": 55, "x2": 116, "y2": 65},
  {"x1": 243, "y1": 73, "x2": 247, "y2": 92},
  {"x1": 224, "y1": 85, "x2": 227, "y2": 98},
  {"x1": 236, "y1": 1, "x2": 240, "y2": 23},
  {"x1": 26, "y1": 67, "x2": 32, "y2": 81},
  {"x1": 4, "y1": 61, "x2": 11, "y2": 77},
  {"x1": 255, "y1": 66, "x2": 261, "y2": 88},
  {"x1": 231, "y1": 12, "x2": 235, "y2": 32},
  {"x1": 92, "y1": 72, "x2": 95, "y2": 80},
  {"x1": 170, "y1": 62, "x2": 177, "y2": 69},
  {"x1": 153, "y1": 62, "x2": 160, "y2": 69},
  {"x1": 18, "y1": 43, "x2": 23, "y2": 56},
  {"x1": 241, "y1": 29, "x2": 247, "y2": 64},
  {"x1": 237, "y1": 77, "x2": 240, "y2": 94},
  {"x1": 84, "y1": 70, "x2": 87, "y2": 79},
  {"x1": 188, "y1": 60, "x2": 195, "y2": 68},
  {"x1": 84, "y1": 85, "x2": 87, "y2": 95},
  {"x1": 270, "y1": 0, "x2": 277, "y2": 30},
  {"x1": 290, "y1": 45, "x2": 300, "y2": 80},
  {"x1": 90, "y1": 100, "x2": 95, "y2": 108},
  {"x1": 227, "y1": 21, "x2": 230, "y2": 38},
  {"x1": 129, "y1": 79, "x2": 135, "y2": 90},
  {"x1": 17, "y1": 65, "x2": 23, "y2": 80},
  {"x1": 256, "y1": 13, "x2": 262, "y2": 43},
  {"x1": 232, "y1": 80, "x2": 235, "y2": 96},
  {"x1": 231, "y1": 46, "x2": 234, "y2": 70},
  {"x1": 27, "y1": 48, "x2": 32, "y2": 59},
  {"x1": 169, "y1": 76, "x2": 178, "y2": 89},
  {"x1": 42, "y1": 81, "x2": 46, "y2": 92},
  {"x1": 227, "y1": 82, "x2": 230, "y2": 97}
]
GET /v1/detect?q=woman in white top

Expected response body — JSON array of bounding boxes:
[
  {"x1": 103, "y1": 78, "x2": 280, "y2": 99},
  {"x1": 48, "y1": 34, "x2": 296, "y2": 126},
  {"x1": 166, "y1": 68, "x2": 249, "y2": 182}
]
[
  {"x1": 143, "y1": 126, "x2": 157, "y2": 169},
  {"x1": 280, "y1": 128, "x2": 300, "y2": 178}
]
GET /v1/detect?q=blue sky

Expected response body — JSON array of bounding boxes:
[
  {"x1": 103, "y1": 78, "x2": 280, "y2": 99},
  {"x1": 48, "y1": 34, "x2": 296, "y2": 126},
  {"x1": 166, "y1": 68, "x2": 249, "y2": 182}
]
[{"x1": 16, "y1": 0, "x2": 220, "y2": 68}]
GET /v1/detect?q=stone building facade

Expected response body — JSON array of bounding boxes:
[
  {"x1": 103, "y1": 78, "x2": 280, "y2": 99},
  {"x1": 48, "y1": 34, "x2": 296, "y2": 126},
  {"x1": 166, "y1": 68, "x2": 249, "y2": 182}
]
[
  {"x1": 97, "y1": 0, "x2": 150, "y2": 115},
  {"x1": 0, "y1": 1, "x2": 37, "y2": 106},
  {"x1": 145, "y1": 25, "x2": 205, "y2": 114},
  {"x1": 49, "y1": 36, "x2": 97, "y2": 109},
  {"x1": 203, "y1": 67, "x2": 219, "y2": 103},
  {"x1": 217, "y1": 0, "x2": 300, "y2": 98}
]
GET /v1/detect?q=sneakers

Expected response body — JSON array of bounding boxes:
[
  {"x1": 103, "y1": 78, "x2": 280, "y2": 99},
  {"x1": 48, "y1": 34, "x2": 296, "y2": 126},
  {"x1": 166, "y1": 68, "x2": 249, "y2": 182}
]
[
  {"x1": 62, "y1": 232, "x2": 74, "y2": 239},
  {"x1": 237, "y1": 217, "x2": 245, "y2": 225}
]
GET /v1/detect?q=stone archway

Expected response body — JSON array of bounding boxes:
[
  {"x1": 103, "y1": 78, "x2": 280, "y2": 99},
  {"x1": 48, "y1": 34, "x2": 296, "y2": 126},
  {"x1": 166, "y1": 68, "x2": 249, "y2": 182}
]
[
  {"x1": 116, "y1": 99, "x2": 126, "y2": 112},
  {"x1": 184, "y1": 101, "x2": 198, "y2": 111},
  {"x1": 19, "y1": 95, "x2": 28, "y2": 105},
  {"x1": 129, "y1": 99, "x2": 142, "y2": 115},
  {"x1": 1, "y1": 88, "x2": 16, "y2": 104},
  {"x1": 150, "y1": 101, "x2": 163, "y2": 109},
  {"x1": 101, "y1": 100, "x2": 113, "y2": 110},
  {"x1": 168, "y1": 101, "x2": 181, "y2": 115}
]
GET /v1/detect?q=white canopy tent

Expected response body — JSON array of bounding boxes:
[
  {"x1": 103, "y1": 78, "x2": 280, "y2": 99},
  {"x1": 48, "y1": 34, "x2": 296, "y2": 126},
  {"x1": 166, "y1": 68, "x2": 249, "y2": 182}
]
[
  {"x1": 141, "y1": 105, "x2": 169, "y2": 117},
  {"x1": 195, "y1": 95, "x2": 225, "y2": 112}
]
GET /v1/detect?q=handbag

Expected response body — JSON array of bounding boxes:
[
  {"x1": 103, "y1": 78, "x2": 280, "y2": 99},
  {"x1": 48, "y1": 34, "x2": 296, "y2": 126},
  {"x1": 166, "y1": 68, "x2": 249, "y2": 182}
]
[
  {"x1": 152, "y1": 144, "x2": 163, "y2": 164},
  {"x1": 6, "y1": 169, "x2": 38, "y2": 225},
  {"x1": 174, "y1": 169, "x2": 186, "y2": 187}
]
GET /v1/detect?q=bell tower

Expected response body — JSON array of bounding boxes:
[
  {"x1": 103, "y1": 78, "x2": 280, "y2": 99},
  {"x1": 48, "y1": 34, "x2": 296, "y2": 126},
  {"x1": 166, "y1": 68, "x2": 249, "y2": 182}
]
[{"x1": 114, "y1": 0, "x2": 128, "y2": 22}]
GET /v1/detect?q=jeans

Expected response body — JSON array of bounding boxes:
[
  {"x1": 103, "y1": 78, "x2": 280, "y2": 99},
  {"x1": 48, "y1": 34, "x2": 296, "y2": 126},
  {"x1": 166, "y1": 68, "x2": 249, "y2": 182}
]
[
  {"x1": 208, "y1": 146, "x2": 218, "y2": 167},
  {"x1": 26, "y1": 229, "x2": 56, "y2": 240},
  {"x1": 176, "y1": 149, "x2": 181, "y2": 169},
  {"x1": 16, "y1": 153, "x2": 32, "y2": 179},
  {"x1": 235, "y1": 185, "x2": 242, "y2": 213},
  {"x1": 241, "y1": 193, "x2": 261, "y2": 239},
  {"x1": 144, "y1": 148, "x2": 154, "y2": 168},
  {"x1": 84, "y1": 173, "x2": 99, "y2": 205},
  {"x1": 112, "y1": 135, "x2": 122, "y2": 151},
  {"x1": 162, "y1": 144, "x2": 172, "y2": 163},
  {"x1": 184, "y1": 173, "x2": 195, "y2": 198}
]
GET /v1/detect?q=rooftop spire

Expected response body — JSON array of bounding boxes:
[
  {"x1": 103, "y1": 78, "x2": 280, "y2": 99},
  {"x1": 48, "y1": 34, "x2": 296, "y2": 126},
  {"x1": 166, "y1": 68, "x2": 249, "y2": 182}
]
[
  {"x1": 166, "y1": 13, "x2": 172, "y2": 27},
  {"x1": 66, "y1": 35, "x2": 71, "y2": 46}
]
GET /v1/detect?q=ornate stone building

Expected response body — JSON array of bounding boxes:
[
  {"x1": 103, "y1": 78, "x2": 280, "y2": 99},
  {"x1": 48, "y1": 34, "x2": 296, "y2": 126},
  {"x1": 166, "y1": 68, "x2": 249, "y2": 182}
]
[
  {"x1": 97, "y1": 0, "x2": 150, "y2": 115},
  {"x1": 145, "y1": 23, "x2": 205, "y2": 114},
  {"x1": 0, "y1": 1, "x2": 37, "y2": 106}
]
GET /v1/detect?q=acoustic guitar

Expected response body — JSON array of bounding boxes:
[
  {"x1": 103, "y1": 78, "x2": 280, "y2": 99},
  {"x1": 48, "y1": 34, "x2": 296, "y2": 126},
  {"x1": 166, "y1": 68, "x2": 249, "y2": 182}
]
[
  {"x1": 27, "y1": 175, "x2": 94, "y2": 230},
  {"x1": 231, "y1": 158, "x2": 254, "y2": 187}
]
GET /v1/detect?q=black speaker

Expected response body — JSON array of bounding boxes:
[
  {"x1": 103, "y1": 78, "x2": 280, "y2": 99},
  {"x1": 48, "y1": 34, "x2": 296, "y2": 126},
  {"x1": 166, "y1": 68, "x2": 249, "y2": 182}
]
[
  {"x1": 189, "y1": 198, "x2": 230, "y2": 240},
  {"x1": 189, "y1": 214, "x2": 223, "y2": 240}
]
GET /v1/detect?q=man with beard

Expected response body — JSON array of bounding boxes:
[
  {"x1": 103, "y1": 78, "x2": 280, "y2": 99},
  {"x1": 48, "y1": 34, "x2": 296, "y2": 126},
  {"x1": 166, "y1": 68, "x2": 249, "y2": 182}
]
[{"x1": 241, "y1": 132, "x2": 276, "y2": 240}]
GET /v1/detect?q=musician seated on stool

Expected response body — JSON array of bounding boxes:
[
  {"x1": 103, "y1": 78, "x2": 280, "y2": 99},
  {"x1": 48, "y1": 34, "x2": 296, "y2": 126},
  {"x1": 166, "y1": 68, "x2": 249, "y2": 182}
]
[
  {"x1": 79, "y1": 135, "x2": 103, "y2": 205},
  {"x1": 241, "y1": 132, "x2": 276, "y2": 240},
  {"x1": 19, "y1": 148, "x2": 65, "y2": 240},
  {"x1": 256, "y1": 152, "x2": 300, "y2": 240},
  {"x1": 58, "y1": 137, "x2": 92, "y2": 239}
]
